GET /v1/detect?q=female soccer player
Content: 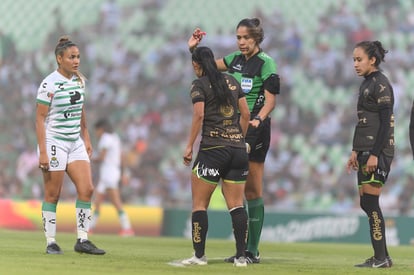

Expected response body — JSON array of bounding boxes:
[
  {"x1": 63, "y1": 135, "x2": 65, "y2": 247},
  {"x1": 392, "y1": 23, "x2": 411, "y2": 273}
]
[
  {"x1": 181, "y1": 46, "x2": 250, "y2": 267},
  {"x1": 188, "y1": 18, "x2": 280, "y2": 264},
  {"x1": 36, "y1": 36, "x2": 105, "y2": 255},
  {"x1": 347, "y1": 40, "x2": 394, "y2": 268}
]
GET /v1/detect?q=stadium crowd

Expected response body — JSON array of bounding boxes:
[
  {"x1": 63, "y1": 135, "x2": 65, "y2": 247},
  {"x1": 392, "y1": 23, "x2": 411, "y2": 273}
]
[{"x1": 1, "y1": 0, "x2": 414, "y2": 215}]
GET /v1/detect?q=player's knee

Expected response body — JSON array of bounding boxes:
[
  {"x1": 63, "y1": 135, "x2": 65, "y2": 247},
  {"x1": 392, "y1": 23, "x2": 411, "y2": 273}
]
[
  {"x1": 244, "y1": 185, "x2": 262, "y2": 200},
  {"x1": 360, "y1": 193, "x2": 380, "y2": 214},
  {"x1": 78, "y1": 184, "x2": 94, "y2": 200}
]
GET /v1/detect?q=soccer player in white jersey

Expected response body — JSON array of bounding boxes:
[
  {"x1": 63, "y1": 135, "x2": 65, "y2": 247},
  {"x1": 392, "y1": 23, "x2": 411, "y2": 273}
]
[
  {"x1": 90, "y1": 118, "x2": 134, "y2": 237},
  {"x1": 36, "y1": 35, "x2": 105, "y2": 255}
]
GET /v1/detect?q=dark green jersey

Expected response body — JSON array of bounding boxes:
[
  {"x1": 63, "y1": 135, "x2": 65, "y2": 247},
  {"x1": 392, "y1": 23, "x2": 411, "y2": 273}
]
[{"x1": 223, "y1": 50, "x2": 279, "y2": 115}]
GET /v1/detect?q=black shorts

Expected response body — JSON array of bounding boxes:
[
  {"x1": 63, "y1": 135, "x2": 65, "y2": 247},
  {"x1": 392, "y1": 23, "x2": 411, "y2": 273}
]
[
  {"x1": 357, "y1": 151, "x2": 393, "y2": 187},
  {"x1": 245, "y1": 116, "x2": 271, "y2": 162},
  {"x1": 192, "y1": 145, "x2": 249, "y2": 184}
]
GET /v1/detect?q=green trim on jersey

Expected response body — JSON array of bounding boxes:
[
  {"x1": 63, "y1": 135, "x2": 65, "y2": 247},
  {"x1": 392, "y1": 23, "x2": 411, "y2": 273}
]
[
  {"x1": 55, "y1": 124, "x2": 81, "y2": 129},
  {"x1": 56, "y1": 116, "x2": 82, "y2": 122},
  {"x1": 55, "y1": 101, "x2": 84, "y2": 107},
  {"x1": 37, "y1": 99, "x2": 50, "y2": 105},
  {"x1": 224, "y1": 51, "x2": 277, "y2": 113},
  {"x1": 54, "y1": 85, "x2": 80, "y2": 92}
]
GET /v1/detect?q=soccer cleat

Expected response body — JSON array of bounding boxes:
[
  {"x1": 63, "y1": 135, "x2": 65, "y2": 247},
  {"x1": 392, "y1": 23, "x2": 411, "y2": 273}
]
[
  {"x1": 224, "y1": 254, "x2": 236, "y2": 263},
  {"x1": 46, "y1": 243, "x2": 63, "y2": 254},
  {"x1": 245, "y1": 251, "x2": 260, "y2": 264},
  {"x1": 119, "y1": 229, "x2": 135, "y2": 237},
  {"x1": 387, "y1": 256, "x2": 393, "y2": 267},
  {"x1": 74, "y1": 239, "x2": 106, "y2": 255},
  {"x1": 181, "y1": 255, "x2": 208, "y2": 265},
  {"x1": 224, "y1": 251, "x2": 260, "y2": 264},
  {"x1": 354, "y1": 256, "x2": 390, "y2": 268},
  {"x1": 233, "y1": 256, "x2": 247, "y2": 267}
]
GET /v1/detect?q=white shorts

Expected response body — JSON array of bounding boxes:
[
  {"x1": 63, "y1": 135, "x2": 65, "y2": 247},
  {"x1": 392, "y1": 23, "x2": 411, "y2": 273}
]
[
  {"x1": 96, "y1": 176, "x2": 120, "y2": 194},
  {"x1": 39, "y1": 137, "x2": 90, "y2": 171},
  {"x1": 96, "y1": 166, "x2": 121, "y2": 193}
]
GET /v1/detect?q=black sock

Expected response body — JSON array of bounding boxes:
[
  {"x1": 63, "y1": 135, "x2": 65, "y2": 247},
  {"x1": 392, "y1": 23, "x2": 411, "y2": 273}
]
[
  {"x1": 230, "y1": 207, "x2": 248, "y2": 258},
  {"x1": 360, "y1": 193, "x2": 387, "y2": 260},
  {"x1": 191, "y1": 210, "x2": 208, "y2": 258}
]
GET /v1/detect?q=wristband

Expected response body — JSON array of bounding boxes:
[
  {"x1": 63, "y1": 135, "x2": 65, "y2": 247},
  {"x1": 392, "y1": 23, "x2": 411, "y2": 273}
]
[{"x1": 254, "y1": 115, "x2": 262, "y2": 123}]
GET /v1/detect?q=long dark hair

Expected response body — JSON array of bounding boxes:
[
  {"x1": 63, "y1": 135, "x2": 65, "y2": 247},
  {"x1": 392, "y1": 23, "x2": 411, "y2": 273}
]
[
  {"x1": 355, "y1": 40, "x2": 388, "y2": 68},
  {"x1": 192, "y1": 46, "x2": 233, "y2": 107}
]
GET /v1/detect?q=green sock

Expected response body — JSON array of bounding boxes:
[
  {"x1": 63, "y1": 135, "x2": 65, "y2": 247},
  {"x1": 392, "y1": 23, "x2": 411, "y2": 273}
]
[{"x1": 246, "y1": 197, "x2": 264, "y2": 256}]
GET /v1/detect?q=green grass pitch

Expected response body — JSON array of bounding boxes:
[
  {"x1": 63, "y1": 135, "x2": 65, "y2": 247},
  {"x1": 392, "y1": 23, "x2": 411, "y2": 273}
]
[{"x1": 0, "y1": 229, "x2": 413, "y2": 274}]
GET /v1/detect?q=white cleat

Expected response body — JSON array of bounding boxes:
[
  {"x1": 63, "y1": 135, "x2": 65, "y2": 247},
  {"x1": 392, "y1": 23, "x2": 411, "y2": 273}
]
[
  {"x1": 234, "y1": 256, "x2": 247, "y2": 267},
  {"x1": 181, "y1": 255, "x2": 208, "y2": 266}
]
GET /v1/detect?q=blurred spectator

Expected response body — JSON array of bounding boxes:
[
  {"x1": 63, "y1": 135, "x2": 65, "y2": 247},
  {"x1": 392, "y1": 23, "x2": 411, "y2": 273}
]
[
  {"x1": 0, "y1": 30, "x2": 17, "y2": 65},
  {"x1": 1, "y1": 0, "x2": 414, "y2": 216}
]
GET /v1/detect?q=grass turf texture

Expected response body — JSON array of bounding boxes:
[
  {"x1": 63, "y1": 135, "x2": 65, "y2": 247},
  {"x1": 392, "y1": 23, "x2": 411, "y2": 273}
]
[{"x1": 0, "y1": 229, "x2": 413, "y2": 274}]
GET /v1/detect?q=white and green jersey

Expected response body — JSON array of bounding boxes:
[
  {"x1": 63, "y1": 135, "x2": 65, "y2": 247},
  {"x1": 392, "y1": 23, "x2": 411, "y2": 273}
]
[{"x1": 37, "y1": 71, "x2": 85, "y2": 142}]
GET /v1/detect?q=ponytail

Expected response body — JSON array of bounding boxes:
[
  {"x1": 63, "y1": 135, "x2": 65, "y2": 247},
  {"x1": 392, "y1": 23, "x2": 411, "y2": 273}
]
[{"x1": 192, "y1": 47, "x2": 233, "y2": 107}]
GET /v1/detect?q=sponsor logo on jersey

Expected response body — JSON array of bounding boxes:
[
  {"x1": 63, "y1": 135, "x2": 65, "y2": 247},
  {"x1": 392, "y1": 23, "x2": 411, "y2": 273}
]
[{"x1": 232, "y1": 64, "x2": 242, "y2": 71}]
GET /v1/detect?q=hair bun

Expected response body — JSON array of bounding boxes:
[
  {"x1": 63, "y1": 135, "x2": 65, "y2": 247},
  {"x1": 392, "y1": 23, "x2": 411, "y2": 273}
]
[{"x1": 58, "y1": 35, "x2": 71, "y2": 45}]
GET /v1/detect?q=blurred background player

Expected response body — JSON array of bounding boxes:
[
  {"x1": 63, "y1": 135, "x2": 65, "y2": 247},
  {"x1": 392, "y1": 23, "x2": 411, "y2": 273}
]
[{"x1": 90, "y1": 118, "x2": 134, "y2": 237}]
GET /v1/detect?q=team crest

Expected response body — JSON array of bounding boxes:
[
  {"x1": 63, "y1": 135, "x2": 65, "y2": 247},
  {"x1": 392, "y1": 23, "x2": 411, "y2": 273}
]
[
  {"x1": 220, "y1": 104, "x2": 234, "y2": 117},
  {"x1": 50, "y1": 157, "x2": 59, "y2": 168}
]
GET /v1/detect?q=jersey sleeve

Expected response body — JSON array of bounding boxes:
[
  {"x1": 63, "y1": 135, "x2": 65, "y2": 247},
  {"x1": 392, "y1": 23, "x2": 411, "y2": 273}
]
[
  {"x1": 261, "y1": 54, "x2": 280, "y2": 94},
  {"x1": 374, "y1": 78, "x2": 393, "y2": 107},
  {"x1": 223, "y1": 51, "x2": 239, "y2": 68},
  {"x1": 190, "y1": 79, "x2": 205, "y2": 104},
  {"x1": 370, "y1": 75, "x2": 394, "y2": 156},
  {"x1": 36, "y1": 79, "x2": 54, "y2": 106}
]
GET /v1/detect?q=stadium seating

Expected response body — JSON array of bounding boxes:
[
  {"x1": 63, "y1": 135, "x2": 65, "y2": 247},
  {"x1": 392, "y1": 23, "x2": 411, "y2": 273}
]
[{"x1": 2, "y1": 0, "x2": 414, "y2": 212}]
